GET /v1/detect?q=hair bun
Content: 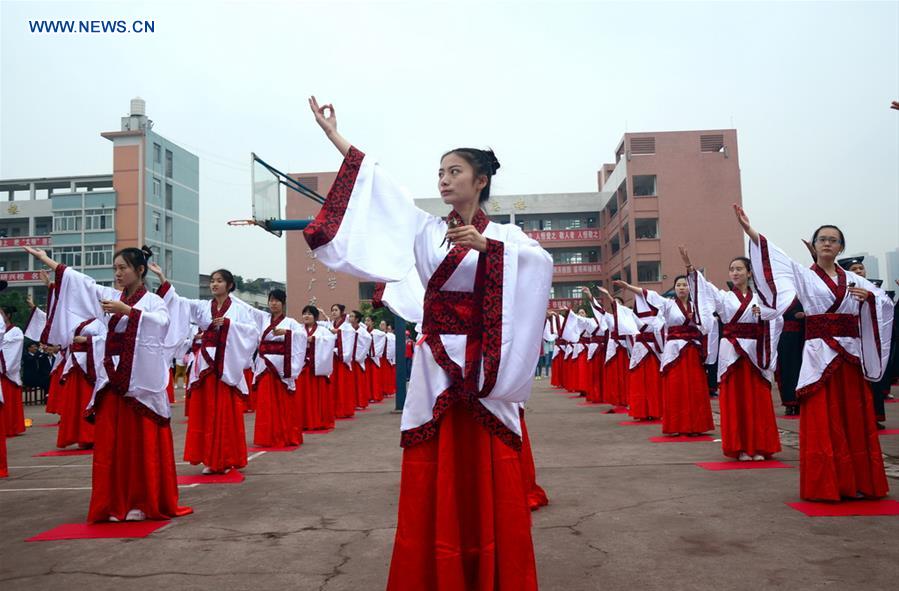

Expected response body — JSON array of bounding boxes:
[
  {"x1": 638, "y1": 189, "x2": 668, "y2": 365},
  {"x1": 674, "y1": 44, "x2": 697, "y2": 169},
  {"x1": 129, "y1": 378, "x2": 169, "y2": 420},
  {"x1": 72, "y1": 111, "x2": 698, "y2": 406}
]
[
  {"x1": 140, "y1": 244, "x2": 154, "y2": 260},
  {"x1": 484, "y1": 149, "x2": 501, "y2": 175}
]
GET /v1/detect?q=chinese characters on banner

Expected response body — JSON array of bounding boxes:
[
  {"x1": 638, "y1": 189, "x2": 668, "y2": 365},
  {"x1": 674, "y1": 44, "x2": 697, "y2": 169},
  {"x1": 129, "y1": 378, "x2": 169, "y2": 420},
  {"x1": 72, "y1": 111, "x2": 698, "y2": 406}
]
[
  {"x1": 0, "y1": 271, "x2": 43, "y2": 282},
  {"x1": 0, "y1": 237, "x2": 51, "y2": 248},
  {"x1": 553, "y1": 263, "x2": 602, "y2": 275},
  {"x1": 526, "y1": 229, "x2": 600, "y2": 242}
]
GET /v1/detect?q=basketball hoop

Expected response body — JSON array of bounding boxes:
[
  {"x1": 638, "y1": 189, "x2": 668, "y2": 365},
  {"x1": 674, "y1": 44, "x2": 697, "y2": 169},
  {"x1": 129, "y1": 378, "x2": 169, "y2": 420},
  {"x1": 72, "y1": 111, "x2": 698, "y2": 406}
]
[{"x1": 227, "y1": 219, "x2": 258, "y2": 227}]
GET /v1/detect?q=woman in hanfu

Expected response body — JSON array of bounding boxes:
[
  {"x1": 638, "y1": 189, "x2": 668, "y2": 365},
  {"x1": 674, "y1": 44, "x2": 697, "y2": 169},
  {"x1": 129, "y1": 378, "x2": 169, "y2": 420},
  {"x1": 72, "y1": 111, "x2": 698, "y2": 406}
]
[
  {"x1": 589, "y1": 288, "x2": 635, "y2": 407},
  {"x1": 614, "y1": 276, "x2": 715, "y2": 436},
  {"x1": 0, "y1": 322, "x2": 6, "y2": 477},
  {"x1": 304, "y1": 96, "x2": 552, "y2": 590},
  {"x1": 365, "y1": 315, "x2": 386, "y2": 403},
  {"x1": 298, "y1": 305, "x2": 337, "y2": 431},
  {"x1": 24, "y1": 245, "x2": 191, "y2": 522},
  {"x1": 734, "y1": 205, "x2": 891, "y2": 500},
  {"x1": 150, "y1": 265, "x2": 260, "y2": 474},
  {"x1": 620, "y1": 288, "x2": 664, "y2": 422},
  {"x1": 26, "y1": 296, "x2": 102, "y2": 449},
  {"x1": 239, "y1": 289, "x2": 307, "y2": 448},
  {"x1": 0, "y1": 306, "x2": 25, "y2": 437},
  {"x1": 328, "y1": 303, "x2": 358, "y2": 419},
  {"x1": 681, "y1": 246, "x2": 783, "y2": 461},
  {"x1": 381, "y1": 321, "x2": 397, "y2": 397}
]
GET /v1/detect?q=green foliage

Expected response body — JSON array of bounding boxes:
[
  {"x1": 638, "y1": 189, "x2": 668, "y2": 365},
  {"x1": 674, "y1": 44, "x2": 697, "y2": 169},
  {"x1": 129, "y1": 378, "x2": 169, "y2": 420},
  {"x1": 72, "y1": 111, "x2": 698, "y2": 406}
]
[{"x1": 0, "y1": 291, "x2": 31, "y2": 327}]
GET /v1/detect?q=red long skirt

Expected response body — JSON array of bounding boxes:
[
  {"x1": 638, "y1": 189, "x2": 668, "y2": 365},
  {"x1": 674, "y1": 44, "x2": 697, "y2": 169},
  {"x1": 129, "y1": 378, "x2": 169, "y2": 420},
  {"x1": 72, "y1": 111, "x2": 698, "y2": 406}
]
[
  {"x1": 45, "y1": 363, "x2": 65, "y2": 415},
  {"x1": 299, "y1": 367, "x2": 334, "y2": 431},
  {"x1": 332, "y1": 363, "x2": 356, "y2": 418},
  {"x1": 550, "y1": 354, "x2": 562, "y2": 388},
  {"x1": 628, "y1": 355, "x2": 663, "y2": 420},
  {"x1": 661, "y1": 346, "x2": 714, "y2": 435},
  {"x1": 719, "y1": 357, "x2": 781, "y2": 459},
  {"x1": 586, "y1": 352, "x2": 604, "y2": 403},
  {"x1": 56, "y1": 367, "x2": 95, "y2": 448},
  {"x1": 183, "y1": 374, "x2": 248, "y2": 472},
  {"x1": 87, "y1": 391, "x2": 191, "y2": 523},
  {"x1": 799, "y1": 359, "x2": 889, "y2": 501},
  {"x1": 603, "y1": 349, "x2": 629, "y2": 406},
  {"x1": 1, "y1": 376, "x2": 24, "y2": 437},
  {"x1": 369, "y1": 362, "x2": 384, "y2": 403},
  {"x1": 382, "y1": 362, "x2": 396, "y2": 396},
  {"x1": 166, "y1": 369, "x2": 175, "y2": 404},
  {"x1": 574, "y1": 353, "x2": 590, "y2": 395},
  {"x1": 354, "y1": 362, "x2": 370, "y2": 409},
  {"x1": 386, "y1": 404, "x2": 538, "y2": 591},
  {"x1": 244, "y1": 368, "x2": 257, "y2": 412},
  {"x1": 0, "y1": 405, "x2": 7, "y2": 477},
  {"x1": 253, "y1": 371, "x2": 302, "y2": 447},
  {"x1": 519, "y1": 410, "x2": 549, "y2": 511}
]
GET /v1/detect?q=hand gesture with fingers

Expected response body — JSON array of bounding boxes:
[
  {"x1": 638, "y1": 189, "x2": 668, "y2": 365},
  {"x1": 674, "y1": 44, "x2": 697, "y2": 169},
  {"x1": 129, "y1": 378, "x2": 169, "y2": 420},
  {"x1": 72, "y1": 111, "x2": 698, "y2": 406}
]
[
  {"x1": 678, "y1": 245, "x2": 693, "y2": 269},
  {"x1": 148, "y1": 262, "x2": 166, "y2": 283},
  {"x1": 445, "y1": 225, "x2": 487, "y2": 253},
  {"x1": 309, "y1": 96, "x2": 337, "y2": 136}
]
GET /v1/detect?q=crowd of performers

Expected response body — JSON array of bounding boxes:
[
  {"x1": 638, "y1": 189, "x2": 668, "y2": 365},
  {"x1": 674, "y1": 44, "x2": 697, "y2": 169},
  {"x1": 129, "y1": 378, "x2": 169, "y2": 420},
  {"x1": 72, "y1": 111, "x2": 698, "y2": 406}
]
[
  {"x1": 2, "y1": 93, "x2": 896, "y2": 590},
  {"x1": 549, "y1": 206, "x2": 897, "y2": 505}
]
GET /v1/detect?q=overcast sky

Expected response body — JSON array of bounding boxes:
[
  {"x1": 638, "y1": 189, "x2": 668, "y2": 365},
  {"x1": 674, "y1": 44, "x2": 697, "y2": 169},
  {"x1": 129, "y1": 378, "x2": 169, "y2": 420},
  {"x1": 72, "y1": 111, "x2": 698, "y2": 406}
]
[{"x1": 2, "y1": 0, "x2": 897, "y2": 282}]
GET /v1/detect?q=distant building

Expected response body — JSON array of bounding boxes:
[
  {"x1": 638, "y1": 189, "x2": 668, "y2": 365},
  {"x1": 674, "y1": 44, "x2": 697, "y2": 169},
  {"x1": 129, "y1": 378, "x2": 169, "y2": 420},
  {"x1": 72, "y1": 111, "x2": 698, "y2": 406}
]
[{"x1": 0, "y1": 97, "x2": 200, "y2": 304}]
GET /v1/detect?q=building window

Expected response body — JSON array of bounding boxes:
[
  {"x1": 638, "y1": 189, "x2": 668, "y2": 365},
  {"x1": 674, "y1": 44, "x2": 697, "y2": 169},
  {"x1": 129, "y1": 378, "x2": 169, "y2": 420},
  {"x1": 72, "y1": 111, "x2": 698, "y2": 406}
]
[
  {"x1": 633, "y1": 175, "x2": 657, "y2": 197},
  {"x1": 153, "y1": 212, "x2": 161, "y2": 233},
  {"x1": 624, "y1": 265, "x2": 632, "y2": 284},
  {"x1": 638, "y1": 261, "x2": 662, "y2": 283},
  {"x1": 165, "y1": 149, "x2": 173, "y2": 178},
  {"x1": 84, "y1": 209, "x2": 114, "y2": 231},
  {"x1": 56, "y1": 246, "x2": 82, "y2": 268},
  {"x1": 153, "y1": 143, "x2": 162, "y2": 164},
  {"x1": 53, "y1": 211, "x2": 81, "y2": 233},
  {"x1": 610, "y1": 235, "x2": 620, "y2": 255},
  {"x1": 165, "y1": 249, "x2": 173, "y2": 278},
  {"x1": 358, "y1": 282, "x2": 376, "y2": 300},
  {"x1": 617, "y1": 181, "x2": 628, "y2": 205},
  {"x1": 84, "y1": 244, "x2": 113, "y2": 267},
  {"x1": 622, "y1": 224, "x2": 630, "y2": 245},
  {"x1": 153, "y1": 178, "x2": 161, "y2": 198},
  {"x1": 165, "y1": 184, "x2": 173, "y2": 210},
  {"x1": 700, "y1": 134, "x2": 725, "y2": 152},
  {"x1": 606, "y1": 197, "x2": 619, "y2": 219},
  {"x1": 635, "y1": 218, "x2": 659, "y2": 239},
  {"x1": 551, "y1": 282, "x2": 586, "y2": 299},
  {"x1": 165, "y1": 216, "x2": 173, "y2": 243},
  {"x1": 35, "y1": 217, "x2": 52, "y2": 235}
]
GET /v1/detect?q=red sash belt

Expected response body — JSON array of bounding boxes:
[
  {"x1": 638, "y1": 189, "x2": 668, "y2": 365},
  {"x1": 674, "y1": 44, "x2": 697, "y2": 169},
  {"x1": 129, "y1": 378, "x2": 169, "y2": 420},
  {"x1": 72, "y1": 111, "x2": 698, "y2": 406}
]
[
  {"x1": 805, "y1": 313, "x2": 859, "y2": 340},
  {"x1": 259, "y1": 341, "x2": 287, "y2": 355},
  {"x1": 71, "y1": 342, "x2": 90, "y2": 353},
  {"x1": 667, "y1": 326, "x2": 702, "y2": 341},
  {"x1": 106, "y1": 333, "x2": 125, "y2": 356},
  {"x1": 722, "y1": 322, "x2": 765, "y2": 340},
  {"x1": 588, "y1": 335, "x2": 608, "y2": 345},
  {"x1": 635, "y1": 333, "x2": 655, "y2": 344},
  {"x1": 422, "y1": 291, "x2": 479, "y2": 336}
]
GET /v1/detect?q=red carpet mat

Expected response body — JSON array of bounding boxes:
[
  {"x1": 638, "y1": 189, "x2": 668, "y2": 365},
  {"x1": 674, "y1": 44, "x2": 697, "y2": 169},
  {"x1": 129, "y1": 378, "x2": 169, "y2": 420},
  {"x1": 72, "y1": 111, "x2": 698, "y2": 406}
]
[
  {"x1": 304, "y1": 429, "x2": 334, "y2": 434},
  {"x1": 618, "y1": 420, "x2": 662, "y2": 426},
  {"x1": 177, "y1": 470, "x2": 245, "y2": 485},
  {"x1": 696, "y1": 460, "x2": 794, "y2": 471},
  {"x1": 33, "y1": 449, "x2": 92, "y2": 457},
  {"x1": 878, "y1": 429, "x2": 899, "y2": 436},
  {"x1": 787, "y1": 500, "x2": 899, "y2": 517},
  {"x1": 649, "y1": 435, "x2": 714, "y2": 443},
  {"x1": 886, "y1": 399, "x2": 898, "y2": 404},
  {"x1": 248, "y1": 445, "x2": 299, "y2": 453},
  {"x1": 27, "y1": 520, "x2": 171, "y2": 542},
  {"x1": 603, "y1": 406, "x2": 628, "y2": 414}
]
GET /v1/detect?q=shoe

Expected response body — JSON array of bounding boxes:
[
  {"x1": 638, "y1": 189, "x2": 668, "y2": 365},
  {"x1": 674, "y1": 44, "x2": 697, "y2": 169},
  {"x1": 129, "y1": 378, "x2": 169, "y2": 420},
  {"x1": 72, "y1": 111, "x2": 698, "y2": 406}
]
[
  {"x1": 109, "y1": 515, "x2": 121, "y2": 522},
  {"x1": 125, "y1": 509, "x2": 146, "y2": 521},
  {"x1": 738, "y1": 452, "x2": 751, "y2": 462},
  {"x1": 752, "y1": 454, "x2": 765, "y2": 461},
  {"x1": 202, "y1": 467, "x2": 215, "y2": 475}
]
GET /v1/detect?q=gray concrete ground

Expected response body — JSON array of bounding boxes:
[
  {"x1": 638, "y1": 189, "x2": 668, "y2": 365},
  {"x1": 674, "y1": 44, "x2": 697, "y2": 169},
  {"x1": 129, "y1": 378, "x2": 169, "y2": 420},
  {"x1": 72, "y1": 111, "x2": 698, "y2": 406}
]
[{"x1": 1, "y1": 381, "x2": 898, "y2": 591}]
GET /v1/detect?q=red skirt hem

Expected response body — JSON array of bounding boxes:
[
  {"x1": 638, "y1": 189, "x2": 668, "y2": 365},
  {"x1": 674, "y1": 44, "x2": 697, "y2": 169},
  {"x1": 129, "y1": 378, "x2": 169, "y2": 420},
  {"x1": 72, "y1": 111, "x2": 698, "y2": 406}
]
[
  {"x1": 183, "y1": 374, "x2": 248, "y2": 472},
  {"x1": 718, "y1": 357, "x2": 781, "y2": 458}
]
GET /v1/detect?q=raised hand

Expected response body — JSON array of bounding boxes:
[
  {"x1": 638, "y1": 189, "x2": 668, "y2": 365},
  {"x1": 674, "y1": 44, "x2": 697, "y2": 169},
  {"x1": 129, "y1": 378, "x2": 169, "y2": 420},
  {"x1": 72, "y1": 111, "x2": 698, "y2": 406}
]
[
  {"x1": 39, "y1": 269, "x2": 51, "y2": 286},
  {"x1": 733, "y1": 204, "x2": 760, "y2": 244},
  {"x1": 26, "y1": 292, "x2": 36, "y2": 310},
  {"x1": 892, "y1": 101, "x2": 899, "y2": 111},
  {"x1": 309, "y1": 96, "x2": 337, "y2": 136},
  {"x1": 148, "y1": 262, "x2": 166, "y2": 282},
  {"x1": 444, "y1": 225, "x2": 487, "y2": 253},
  {"x1": 678, "y1": 245, "x2": 693, "y2": 269}
]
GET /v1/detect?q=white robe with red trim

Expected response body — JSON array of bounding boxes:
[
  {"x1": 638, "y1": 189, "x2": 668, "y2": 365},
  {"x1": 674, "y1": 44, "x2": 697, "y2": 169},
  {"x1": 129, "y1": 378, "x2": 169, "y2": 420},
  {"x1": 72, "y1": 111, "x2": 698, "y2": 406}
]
[
  {"x1": 302, "y1": 147, "x2": 552, "y2": 443},
  {"x1": 252, "y1": 316, "x2": 307, "y2": 390},
  {"x1": 749, "y1": 235, "x2": 893, "y2": 392},
  {"x1": 61, "y1": 319, "x2": 105, "y2": 382},
  {"x1": 39, "y1": 266, "x2": 178, "y2": 420},
  {"x1": 368, "y1": 328, "x2": 386, "y2": 367},
  {"x1": 0, "y1": 323, "x2": 5, "y2": 405},
  {"x1": 158, "y1": 286, "x2": 261, "y2": 394},
  {"x1": 689, "y1": 270, "x2": 783, "y2": 383},
  {"x1": 305, "y1": 324, "x2": 336, "y2": 377},
  {"x1": 353, "y1": 326, "x2": 372, "y2": 369},
  {"x1": 637, "y1": 289, "x2": 711, "y2": 372},
  {"x1": 1, "y1": 326, "x2": 24, "y2": 386},
  {"x1": 386, "y1": 332, "x2": 397, "y2": 365}
]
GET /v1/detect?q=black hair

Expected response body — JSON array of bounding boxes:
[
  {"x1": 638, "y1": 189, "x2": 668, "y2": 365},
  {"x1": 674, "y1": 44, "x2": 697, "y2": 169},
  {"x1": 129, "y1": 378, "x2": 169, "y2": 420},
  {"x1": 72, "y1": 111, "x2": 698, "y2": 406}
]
[
  {"x1": 2, "y1": 305, "x2": 16, "y2": 317},
  {"x1": 351, "y1": 310, "x2": 363, "y2": 322},
  {"x1": 301, "y1": 305, "x2": 320, "y2": 320},
  {"x1": 331, "y1": 303, "x2": 346, "y2": 314},
  {"x1": 730, "y1": 256, "x2": 752, "y2": 272},
  {"x1": 672, "y1": 275, "x2": 689, "y2": 290},
  {"x1": 210, "y1": 269, "x2": 236, "y2": 292},
  {"x1": 268, "y1": 289, "x2": 286, "y2": 305},
  {"x1": 114, "y1": 245, "x2": 153, "y2": 279},
  {"x1": 441, "y1": 148, "x2": 501, "y2": 203},
  {"x1": 811, "y1": 225, "x2": 846, "y2": 253}
]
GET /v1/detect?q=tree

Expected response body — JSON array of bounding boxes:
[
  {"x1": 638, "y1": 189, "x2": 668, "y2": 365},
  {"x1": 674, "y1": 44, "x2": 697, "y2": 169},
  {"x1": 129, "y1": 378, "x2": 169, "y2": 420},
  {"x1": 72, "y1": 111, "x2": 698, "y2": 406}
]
[{"x1": 0, "y1": 291, "x2": 32, "y2": 328}]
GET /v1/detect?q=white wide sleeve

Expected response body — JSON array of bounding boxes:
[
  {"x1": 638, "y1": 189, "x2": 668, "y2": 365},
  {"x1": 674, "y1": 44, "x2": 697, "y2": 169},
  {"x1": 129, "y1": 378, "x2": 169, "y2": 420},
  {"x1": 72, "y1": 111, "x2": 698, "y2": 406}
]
[
  {"x1": 41, "y1": 265, "x2": 119, "y2": 347},
  {"x1": 688, "y1": 269, "x2": 725, "y2": 328},
  {"x1": 856, "y1": 275, "x2": 894, "y2": 382},
  {"x1": 24, "y1": 306, "x2": 48, "y2": 342},
  {"x1": 303, "y1": 147, "x2": 431, "y2": 283},
  {"x1": 748, "y1": 234, "x2": 803, "y2": 316}
]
